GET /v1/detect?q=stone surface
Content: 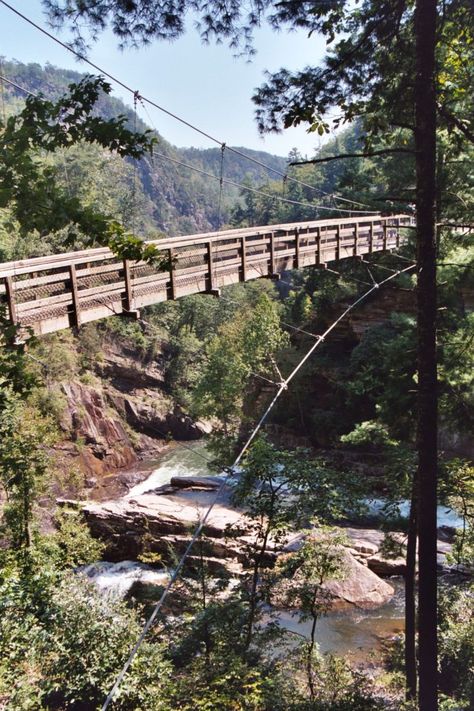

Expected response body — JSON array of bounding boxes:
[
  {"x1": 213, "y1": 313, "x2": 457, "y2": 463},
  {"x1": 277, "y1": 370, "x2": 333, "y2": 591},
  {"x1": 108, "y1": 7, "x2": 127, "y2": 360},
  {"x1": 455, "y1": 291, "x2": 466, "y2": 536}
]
[
  {"x1": 50, "y1": 336, "x2": 209, "y2": 495},
  {"x1": 108, "y1": 390, "x2": 211, "y2": 441},
  {"x1": 82, "y1": 488, "x2": 395, "y2": 610},
  {"x1": 323, "y1": 549, "x2": 394, "y2": 608},
  {"x1": 367, "y1": 553, "x2": 407, "y2": 576},
  {"x1": 169, "y1": 475, "x2": 225, "y2": 490},
  {"x1": 99, "y1": 345, "x2": 166, "y2": 390},
  {"x1": 60, "y1": 381, "x2": 138, "y2": 476}
]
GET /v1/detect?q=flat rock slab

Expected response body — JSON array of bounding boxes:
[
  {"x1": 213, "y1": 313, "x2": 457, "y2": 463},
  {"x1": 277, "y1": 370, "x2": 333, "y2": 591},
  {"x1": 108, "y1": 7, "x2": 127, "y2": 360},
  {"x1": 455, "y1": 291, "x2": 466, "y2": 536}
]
[
  {"x1": 85, "y1": 489, "x2": 246, "y2": 538},
  {"x1": 169, "y1": 475, "x2": 226, "y2": 490},
  {"x1": 82, "y1": 491, "x2": 397, "y2": 610}
]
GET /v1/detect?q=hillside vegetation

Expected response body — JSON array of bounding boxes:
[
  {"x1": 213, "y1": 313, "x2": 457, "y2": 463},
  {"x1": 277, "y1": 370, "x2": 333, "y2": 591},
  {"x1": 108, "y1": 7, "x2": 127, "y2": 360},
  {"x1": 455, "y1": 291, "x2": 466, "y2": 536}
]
[{"x1": 0, "y1": 59, "x2": 289, "y2": 259}]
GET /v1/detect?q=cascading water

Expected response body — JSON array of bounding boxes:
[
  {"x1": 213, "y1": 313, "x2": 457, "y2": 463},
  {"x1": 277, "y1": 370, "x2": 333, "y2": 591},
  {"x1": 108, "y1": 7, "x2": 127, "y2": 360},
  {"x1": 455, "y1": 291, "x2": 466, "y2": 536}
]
[{"x1": 79, "y1": 560, "x2": 171, "y2": 597}]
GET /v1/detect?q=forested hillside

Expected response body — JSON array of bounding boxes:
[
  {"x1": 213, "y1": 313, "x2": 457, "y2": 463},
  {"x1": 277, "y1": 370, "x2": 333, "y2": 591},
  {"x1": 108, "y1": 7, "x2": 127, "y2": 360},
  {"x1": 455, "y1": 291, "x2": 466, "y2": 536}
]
[{"x1": 0, "y1": 59, "x2": 289, "y2": 257}]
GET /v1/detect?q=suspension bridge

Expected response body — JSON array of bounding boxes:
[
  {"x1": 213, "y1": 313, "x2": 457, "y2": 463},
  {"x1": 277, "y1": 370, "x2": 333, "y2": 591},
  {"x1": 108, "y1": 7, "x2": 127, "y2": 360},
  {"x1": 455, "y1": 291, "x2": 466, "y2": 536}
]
[{"x1": 0, "y1": 213, "x2": 411, "y2": 338}]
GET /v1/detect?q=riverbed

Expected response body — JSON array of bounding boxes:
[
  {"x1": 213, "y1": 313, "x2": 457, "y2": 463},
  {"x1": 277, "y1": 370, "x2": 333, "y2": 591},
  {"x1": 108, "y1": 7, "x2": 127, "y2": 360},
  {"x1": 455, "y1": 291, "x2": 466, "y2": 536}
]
[{"x1": 86, "y1": 440, "x2": 410, "y2": 661}]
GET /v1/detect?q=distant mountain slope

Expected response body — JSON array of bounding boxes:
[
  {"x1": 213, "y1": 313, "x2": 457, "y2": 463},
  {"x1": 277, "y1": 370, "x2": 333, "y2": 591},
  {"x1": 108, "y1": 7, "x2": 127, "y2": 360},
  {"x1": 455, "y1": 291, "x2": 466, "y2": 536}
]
[{"x1": 0, "y1": 59, "x2": 288, "y2": 238}]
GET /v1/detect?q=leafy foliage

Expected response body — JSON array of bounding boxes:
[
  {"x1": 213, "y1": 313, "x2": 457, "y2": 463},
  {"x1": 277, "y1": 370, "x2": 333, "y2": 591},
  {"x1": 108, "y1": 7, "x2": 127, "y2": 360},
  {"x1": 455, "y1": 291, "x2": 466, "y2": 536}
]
[
  {"x1": 0, "y1": 571, "x2": 173, "y2": 710},
  {"x1": 0, "y1": 73, "x2": 169, "y2": 262}
]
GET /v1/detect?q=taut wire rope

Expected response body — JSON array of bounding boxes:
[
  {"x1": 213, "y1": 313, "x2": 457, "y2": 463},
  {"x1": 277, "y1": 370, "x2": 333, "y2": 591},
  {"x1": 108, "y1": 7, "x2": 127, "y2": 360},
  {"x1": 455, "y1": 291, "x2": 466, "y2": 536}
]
[
  {"x1": 217, "y1": 143, "x2": 226, "y2": 229},
  {"x1": 131, "y1": 90, "x2": 140, "y2": 238},
  {"x1": 133, "y1": 97, "x2": 380, "y2": 217},
  {"x1": 0, "y1": 59, "x2": 6, "y2": 124},
  {"x1": 147, "y1": 148, "x2": 379, "y2": 215},
  {"x1": 101, "y1": 260, "x2": 416, "y2": 710}
]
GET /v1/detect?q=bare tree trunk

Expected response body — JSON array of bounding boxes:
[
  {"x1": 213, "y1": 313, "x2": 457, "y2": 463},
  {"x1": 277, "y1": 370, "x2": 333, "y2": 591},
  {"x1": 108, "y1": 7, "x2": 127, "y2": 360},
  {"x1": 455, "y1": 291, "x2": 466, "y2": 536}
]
[
  {"x1": 199, "y1": 536, "x2": 211, "y2": 668},
  {"x1": 405, "y1": 484, "x2": 418, "y2": 701},
  {"x1": 245, "y1": 522, "x2": 271, "y2": 649},
  {"x1": 307, "y1": 599, "x2": 319, "y2": 702},
  {"x1": 414, "y1": 1, "x2": 438, "y2": 709}
]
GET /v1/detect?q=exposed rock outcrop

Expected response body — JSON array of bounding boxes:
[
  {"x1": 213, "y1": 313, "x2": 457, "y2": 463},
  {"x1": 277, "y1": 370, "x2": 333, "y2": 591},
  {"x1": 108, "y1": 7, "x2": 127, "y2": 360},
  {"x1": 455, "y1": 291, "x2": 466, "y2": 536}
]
[
  {"x1": 60, "y1": 381, "x2": 138, "y2": 476},
  {"x1": 107, "y1": 389, "x2": 211, "y2": 441},
  {"x1": 50, "y1": 336, "x2": 209, "y2": 493},
  {"x1": 82, "y1": 484, "x2": 396, "y2": 610}
]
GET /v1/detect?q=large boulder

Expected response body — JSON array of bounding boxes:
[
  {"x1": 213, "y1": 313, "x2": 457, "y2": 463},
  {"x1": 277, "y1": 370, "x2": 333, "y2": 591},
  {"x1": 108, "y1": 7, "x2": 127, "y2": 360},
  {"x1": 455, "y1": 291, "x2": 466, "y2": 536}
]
[{"x1": 323, "y1": 549, "x2": 394, "y2": 608}]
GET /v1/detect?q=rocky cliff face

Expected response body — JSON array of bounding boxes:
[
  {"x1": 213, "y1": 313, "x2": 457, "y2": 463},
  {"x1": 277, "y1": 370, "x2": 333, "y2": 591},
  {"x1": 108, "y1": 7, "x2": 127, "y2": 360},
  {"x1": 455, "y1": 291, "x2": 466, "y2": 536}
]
[{"x1": 50, "y1": 336, "x2": 209, "y2": 497}]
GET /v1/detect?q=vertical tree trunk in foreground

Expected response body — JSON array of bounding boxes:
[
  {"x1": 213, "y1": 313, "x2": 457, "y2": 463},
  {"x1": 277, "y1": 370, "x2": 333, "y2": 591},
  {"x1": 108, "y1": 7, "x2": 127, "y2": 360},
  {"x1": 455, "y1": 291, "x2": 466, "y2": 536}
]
[
  {"x1": 405, "y1": 487, "x2": 418, "y2": 701},
  {"x1": 414, "y1": 1, "x2": 438, "y2": 709}
]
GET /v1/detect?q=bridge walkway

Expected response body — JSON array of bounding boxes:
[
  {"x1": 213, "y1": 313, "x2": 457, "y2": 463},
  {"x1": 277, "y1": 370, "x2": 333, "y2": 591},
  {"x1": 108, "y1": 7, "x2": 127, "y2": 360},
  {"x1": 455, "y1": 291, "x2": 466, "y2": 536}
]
[{"x1": 0, "y1": 214, "x2": 411, "y2": 337}]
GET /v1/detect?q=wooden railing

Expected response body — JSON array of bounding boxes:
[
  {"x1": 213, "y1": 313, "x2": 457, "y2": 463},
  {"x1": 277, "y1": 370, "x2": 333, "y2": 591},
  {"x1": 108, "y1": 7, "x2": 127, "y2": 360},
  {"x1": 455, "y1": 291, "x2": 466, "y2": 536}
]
[{"x1": 0, "y1": 214, "x2": 412, "y2": 337}]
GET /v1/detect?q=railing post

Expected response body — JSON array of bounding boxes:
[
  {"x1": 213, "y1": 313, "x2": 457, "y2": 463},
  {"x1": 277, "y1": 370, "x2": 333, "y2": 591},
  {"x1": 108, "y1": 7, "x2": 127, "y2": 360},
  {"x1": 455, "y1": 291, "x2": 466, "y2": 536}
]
[
  {"x1": 335, "y1": 224, "x2": 341, "y2": 262},
  {"x1": 168, "y1": 248, "x2": 176, "y2": 300},
  {"x1": 395, "y1": 218, "x2": 401, "y2": 248},
  {"x1": 316, "y1": 226, "x2": 321, "y2": 266},
  {"x1": 122, "y1": 259, "x2": 135, "y2": 314},
  {"x1": 354, "y1": 222, "x2": 359, "y2": 257},
  {"x1": 5, "y1": 276, "x2": 17, "y2": 325},
  {"x1": 383, "y1": 219, "x2": 388, "y2": 251},
  {"x1": 294, "y1": 227, "x2": 300, "y2": 269},
  {"x1": 269, "y1": 232, "x2": 276, "y2": 276},
  {"x1": 368, "y1": 222, "x2": 374, "y2": 254},
  {"x1": 240, "y1": 236, "x2": 247, "y2": 282},
  {"x1": 69, "y1": 264, "x2": 81, "y2": 328},
  {"x1": 206, "y1": 241, "x2": 220, "y2": 295}
]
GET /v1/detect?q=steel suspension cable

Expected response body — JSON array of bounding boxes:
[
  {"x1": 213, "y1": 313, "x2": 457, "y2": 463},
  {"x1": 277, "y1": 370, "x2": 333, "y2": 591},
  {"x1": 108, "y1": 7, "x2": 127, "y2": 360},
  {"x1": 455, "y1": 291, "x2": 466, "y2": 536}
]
[{"x1": 148, "y1": 148, "x2": 379, "y2": 214}]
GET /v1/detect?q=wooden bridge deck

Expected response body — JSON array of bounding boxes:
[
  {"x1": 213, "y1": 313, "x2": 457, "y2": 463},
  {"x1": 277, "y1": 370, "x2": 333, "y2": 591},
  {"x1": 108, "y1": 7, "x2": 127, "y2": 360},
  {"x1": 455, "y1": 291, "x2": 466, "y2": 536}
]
[{"x1": 0, "y1": 214, "x2": 412, "y2": 337}]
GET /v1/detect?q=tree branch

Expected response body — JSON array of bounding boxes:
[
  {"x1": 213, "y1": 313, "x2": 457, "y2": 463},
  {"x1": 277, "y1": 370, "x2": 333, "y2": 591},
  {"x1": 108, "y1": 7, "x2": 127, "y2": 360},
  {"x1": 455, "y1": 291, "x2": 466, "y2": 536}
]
[
  {"x1": 289, "y1": 148, "x2": 415, "y2": 166},
  {"x1": 438, "y1": 103, "x2": 474, "y2": 145}
]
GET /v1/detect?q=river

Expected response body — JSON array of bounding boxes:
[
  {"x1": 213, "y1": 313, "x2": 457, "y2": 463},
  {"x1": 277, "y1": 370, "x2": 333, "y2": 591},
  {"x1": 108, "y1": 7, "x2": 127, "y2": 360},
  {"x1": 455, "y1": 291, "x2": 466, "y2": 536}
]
[
  {"x1": 83, "y1": 441, "x2": 411, "y2": 660},
  {"x1": 84, "y1": 440, "x2": 462, "y2": 661}
]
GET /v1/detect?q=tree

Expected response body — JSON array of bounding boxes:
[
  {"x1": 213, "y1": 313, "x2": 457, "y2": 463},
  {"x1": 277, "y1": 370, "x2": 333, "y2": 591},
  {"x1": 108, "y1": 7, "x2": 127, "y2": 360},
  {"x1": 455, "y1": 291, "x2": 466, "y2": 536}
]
[
  {"x1": 0, "y1": 74, "x2": 167, "y2": 262},
  {"x1": 193, "y1": 291, "x2": 288, "y2": 463},
  {"x1": 232, "y1": 437, "x2": 360, "y2": 650},
  {"x1": 0, "y1": 572, "x2": 173, "y2": 710},
  {"x1": 413, "y1": 5, "x2": 438, "y2": 709},
  {"x1": 0, "y1": 392, "x2": 50, "y2": 559},
  {"x1": 276, "y1": 527, "x2": 346, "y2": 702}
]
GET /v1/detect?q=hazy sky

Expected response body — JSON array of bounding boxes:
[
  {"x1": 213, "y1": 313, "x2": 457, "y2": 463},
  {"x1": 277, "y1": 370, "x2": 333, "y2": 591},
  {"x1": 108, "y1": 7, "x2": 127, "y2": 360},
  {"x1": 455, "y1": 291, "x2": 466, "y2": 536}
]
[{"x1": 0, "y1": 0, "x2": 330, "y2": 158}]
